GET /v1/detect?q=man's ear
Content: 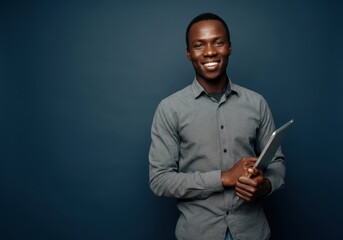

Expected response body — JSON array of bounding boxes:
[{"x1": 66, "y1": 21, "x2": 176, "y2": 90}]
[
  {"x1": 228, "y1": 44, "x2": 232, "y2": 56},
  {"x1": 187, "y1": 47, "x2": 191, "y2": 61}
]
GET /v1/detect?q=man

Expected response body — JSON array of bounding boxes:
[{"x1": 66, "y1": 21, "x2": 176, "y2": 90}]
[{"x1": 149, "y1": 12, "x2": 285, "y2": 240}]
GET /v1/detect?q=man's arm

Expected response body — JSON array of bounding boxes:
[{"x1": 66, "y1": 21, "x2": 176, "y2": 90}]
[
  {"x1": 233, "y1": 97, "x2": 286, "y2": 201},
  {"x1": 149, "y1": 101, "x2": 224, "y2": 199}
]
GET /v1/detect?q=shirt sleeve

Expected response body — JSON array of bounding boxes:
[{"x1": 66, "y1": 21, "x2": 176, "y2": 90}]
[
  {"x1": 256, "y1": 98, "x2": 286, "y2": 195},
  {"x1": 149, "y1": 100, "x2": 224, "y2": 199},
  {"x1": 264, "y1": 149, "x2": 286, "y2": 195}
]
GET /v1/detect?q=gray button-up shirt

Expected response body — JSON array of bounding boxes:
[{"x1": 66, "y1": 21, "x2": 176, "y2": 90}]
[{"x1": 149, "y1": 79, "x2": 285, "y2": 240}]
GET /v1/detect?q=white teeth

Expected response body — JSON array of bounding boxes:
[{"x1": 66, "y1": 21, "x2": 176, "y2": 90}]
[{"x1": 204, "y1": 62, "x2": 218, "y2": 67}]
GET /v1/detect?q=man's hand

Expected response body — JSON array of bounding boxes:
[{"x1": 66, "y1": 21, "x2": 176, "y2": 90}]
[
  {"x1": 221, "y1": 157, "x2": 257, "y2": 188},
  {"x1": 235, "y1": 168, "x2": 271, "y2": 202}
]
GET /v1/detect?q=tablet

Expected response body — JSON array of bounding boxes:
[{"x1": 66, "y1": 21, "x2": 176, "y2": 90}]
[{"x1": 253, "y1": 119, "x2": 294, "y2": 171}]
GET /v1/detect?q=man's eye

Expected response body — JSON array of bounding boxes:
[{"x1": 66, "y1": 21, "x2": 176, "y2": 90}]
[
  {"x1": 194, "y1": 43, "x2": 203, "y2": 49},
  {"x1": 215, "y1": 41, "x2": 224, "y2": 46}
]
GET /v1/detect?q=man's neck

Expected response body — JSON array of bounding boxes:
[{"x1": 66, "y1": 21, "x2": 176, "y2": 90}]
[{"x1": 196, "y1": 75, "x2": 228, "y2": 93}]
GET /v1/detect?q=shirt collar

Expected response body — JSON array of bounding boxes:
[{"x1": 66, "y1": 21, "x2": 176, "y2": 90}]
[{"x1": 191, "y1": 77, "x2": 239, "y2": 99}]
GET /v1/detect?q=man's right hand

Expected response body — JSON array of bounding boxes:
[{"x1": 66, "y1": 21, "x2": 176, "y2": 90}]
[{"x1": 221, "y1": 157, "x2": 257, "y2": 188}]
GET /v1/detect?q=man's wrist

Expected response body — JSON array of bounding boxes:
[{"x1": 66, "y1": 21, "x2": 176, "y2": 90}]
[
  {"x1": 221, "y1": 171, "x2": 234, "y2": 188},
  {"x1": 262, "y1": 178, "x2": 272, "y2": 197},
  {"x1": 221, "y1": 171, "x2": 226, "y2": 187}
]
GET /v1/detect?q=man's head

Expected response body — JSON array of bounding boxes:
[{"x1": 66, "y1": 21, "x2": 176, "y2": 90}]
[
  {"x1": 186, "y1": 13, "x2": 231, "y2": 85},
  {"x1": 186, "y1": 13, "x2": 231, "y2": 50}
]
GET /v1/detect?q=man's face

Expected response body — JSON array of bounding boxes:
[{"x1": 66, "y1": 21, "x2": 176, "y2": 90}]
[{"x1": 187, "y1": 20, "x2": 231, "y2": 83}]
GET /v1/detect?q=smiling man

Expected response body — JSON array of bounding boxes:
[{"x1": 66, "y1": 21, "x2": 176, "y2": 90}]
[{"x1": 149, "y1": 13, "x2": 285, "y2": 240}]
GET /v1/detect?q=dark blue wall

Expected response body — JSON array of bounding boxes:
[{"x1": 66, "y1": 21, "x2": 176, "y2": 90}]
[{"x1": 1, "y1": 1, "x2": 342, "y2": 239}]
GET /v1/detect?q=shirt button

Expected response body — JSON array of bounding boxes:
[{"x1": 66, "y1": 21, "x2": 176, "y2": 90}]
[
  {"x1": 226, "y1": 210, "x2": 229, "y2": 215},
  {"x1": 224, "y1": 148, "x2": 227, "y2": 153},
  {"x1": 221, "y1": 125, "x2": 224, "y2": 129}
]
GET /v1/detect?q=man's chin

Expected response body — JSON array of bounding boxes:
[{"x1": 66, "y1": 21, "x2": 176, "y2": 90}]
[{"x1": 199, "y1": 73, "x2": 226, "y2": 83}]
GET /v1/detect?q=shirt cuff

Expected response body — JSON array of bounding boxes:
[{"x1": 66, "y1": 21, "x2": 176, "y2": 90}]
[
  {"x1": 203, "y1": 170, "x2": 225, "y2": 192},
  {"x1": 264, "y1": 170, "x2": 285, "y2": 196}
]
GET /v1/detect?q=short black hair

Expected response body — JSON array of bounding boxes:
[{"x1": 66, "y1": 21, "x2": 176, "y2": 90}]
[{"x1": 186, "y1": 12, "x2": 231, "y2": 49}]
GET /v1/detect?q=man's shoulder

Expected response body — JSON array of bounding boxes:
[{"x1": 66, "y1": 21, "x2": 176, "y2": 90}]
[
  {"x1": 160, "y1": 84, "x2": 193, "y2": 106},
  {"x1": 232, "y1": 83, "x2": 266, "y2": 101},
  {"x1": 153, "y1": 84, "x2": 193, "y2": 120}
]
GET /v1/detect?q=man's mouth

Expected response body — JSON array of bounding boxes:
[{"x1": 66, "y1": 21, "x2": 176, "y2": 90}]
[{"x1": 203, "y1": 61, "x2": 219, "y2": 70}]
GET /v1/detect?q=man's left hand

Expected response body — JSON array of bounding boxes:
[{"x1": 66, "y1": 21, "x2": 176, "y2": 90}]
[{"x1": 235, "y1": 168, "x2": 271, "y2": 202}]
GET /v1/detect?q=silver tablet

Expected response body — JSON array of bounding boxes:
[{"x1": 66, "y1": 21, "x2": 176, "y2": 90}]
[{"x1": 253, "y1": 119, "x2": 294, "y2": 171}]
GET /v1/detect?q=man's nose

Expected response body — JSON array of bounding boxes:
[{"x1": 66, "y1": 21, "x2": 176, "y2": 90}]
[{"x1": 204, "y1": 44, "x2": 217, "y2": 57}]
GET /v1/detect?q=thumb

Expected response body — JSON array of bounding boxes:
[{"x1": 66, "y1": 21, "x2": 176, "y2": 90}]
[{"x1": 248, "y1": 167, "x2": 261, "y2": 176}]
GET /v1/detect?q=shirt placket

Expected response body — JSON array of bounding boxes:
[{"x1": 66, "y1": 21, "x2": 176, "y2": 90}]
[{"x1": 217, "y1": 101, "x2": 232, "y2": 211}]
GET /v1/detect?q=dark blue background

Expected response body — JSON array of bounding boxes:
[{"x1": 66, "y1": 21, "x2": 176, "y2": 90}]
[{"x1": 1, "y1": 1, "x2": 342, "y2": 239}]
